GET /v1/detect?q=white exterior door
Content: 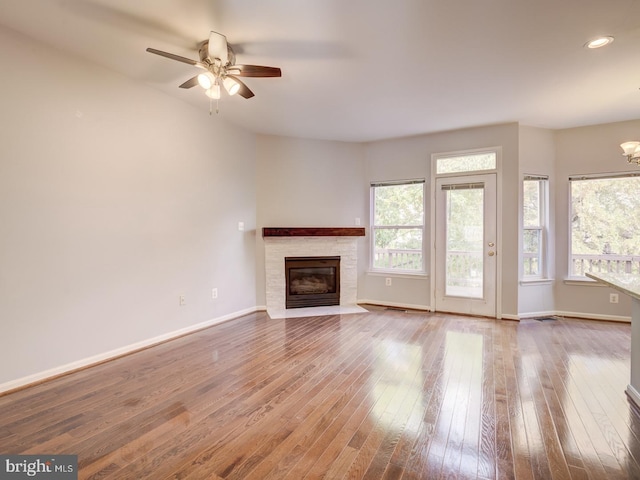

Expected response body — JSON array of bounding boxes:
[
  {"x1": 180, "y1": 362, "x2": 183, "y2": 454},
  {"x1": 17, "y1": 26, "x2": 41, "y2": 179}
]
[{"x1": 434, "y1": 174, "x2": 497, "y2": 316}]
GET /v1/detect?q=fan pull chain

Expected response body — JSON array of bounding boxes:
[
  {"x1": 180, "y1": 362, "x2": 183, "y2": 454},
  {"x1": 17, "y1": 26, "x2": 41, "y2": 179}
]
[{"x1": 209, "y1": 98, "x2": 220, "y2": 115}]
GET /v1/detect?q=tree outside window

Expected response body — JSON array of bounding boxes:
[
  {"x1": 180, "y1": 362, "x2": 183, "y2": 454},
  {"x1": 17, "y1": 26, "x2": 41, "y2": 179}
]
[
  {"x1": 371, "y1": 180, "x2": 425, "y2": 272},
  {"x1": 570, "y1": 173, "x2": 640, "y2": 277}
]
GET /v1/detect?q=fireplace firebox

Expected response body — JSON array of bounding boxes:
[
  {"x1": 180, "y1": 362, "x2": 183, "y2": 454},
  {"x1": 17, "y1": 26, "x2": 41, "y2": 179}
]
[{"x1": 285, "y1": 256, "x2": 340, "y2": 308}]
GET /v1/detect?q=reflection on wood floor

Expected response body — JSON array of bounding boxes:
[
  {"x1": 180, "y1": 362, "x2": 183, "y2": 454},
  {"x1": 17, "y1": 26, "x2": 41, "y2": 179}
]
[{"x1": 0, "y1": 309, "x2": 638, "y2": 479}]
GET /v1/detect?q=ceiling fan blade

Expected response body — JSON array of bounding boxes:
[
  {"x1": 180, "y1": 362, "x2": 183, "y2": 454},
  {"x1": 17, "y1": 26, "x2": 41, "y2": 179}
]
[
  {"x1": 228, "y1": 65, "x2": 282, "y2": 77},
  {"x1": 227, "y1": 75, "x2": 255, "y2": 99},
  {"x1": 146, "y1": 48, "x2": 207, "y2": 69},
  {"x1": 179, "y1": 76, "x2": 200, "y2": 89},
  {"x1": 208, "y1": 31, "x2": 229, "y2": 65}
]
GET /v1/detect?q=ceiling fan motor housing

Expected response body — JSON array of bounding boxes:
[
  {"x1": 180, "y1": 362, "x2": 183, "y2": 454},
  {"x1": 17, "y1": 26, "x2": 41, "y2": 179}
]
[{"x1": 198, "y1": 40, "x2": 235, "y2": 67}]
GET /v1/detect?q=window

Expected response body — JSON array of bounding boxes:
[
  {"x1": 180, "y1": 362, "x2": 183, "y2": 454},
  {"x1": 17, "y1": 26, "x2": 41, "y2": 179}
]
[
  {"x1": 522, "y1": 175, "x2": 548, "y2": 278},
  {"x1": 436, "y1": 151, "x2": 496, "y2": 175},
  {"x1": 371, "y1": 180, "x2": 425, "y2": 272},
  {"x1": 569, "y1": 173, "x2": 640, "y2": 277}
]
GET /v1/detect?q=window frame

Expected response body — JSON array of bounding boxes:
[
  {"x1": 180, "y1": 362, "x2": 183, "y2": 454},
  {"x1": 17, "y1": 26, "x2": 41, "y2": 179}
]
[
  {"x1": 369, "y1": 179, "x2": 426, "y2": 274},
  {"x1": 522, "y1": 175, "x2": 548, "y2": 280}
]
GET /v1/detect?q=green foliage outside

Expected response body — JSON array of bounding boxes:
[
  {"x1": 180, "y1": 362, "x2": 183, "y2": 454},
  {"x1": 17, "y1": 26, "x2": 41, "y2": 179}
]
[
  {"x1": 444, "y1": 187, "x2": 483, "y2": 252},
  {"x1": 436, "y1": 153, "x2": 496, "y2": 174},
  {"x1": 444, "y1": 188, "x2": 484, "y2": 286},
  {"x1": 372, "y1": 175, "x2": 640, "y2": 275},
  {"x1": 523, "y1": 180, "x2": 541, "y2": 227},
  {"x1": 523, "y1": 179, "x2": 543, "y2": 276},
  {"x1": 373, "y1": 183, "x2": 424, "y2": 270},
  {"x1": 571, "y1": 177, "x2": 640, "y2": 256}
]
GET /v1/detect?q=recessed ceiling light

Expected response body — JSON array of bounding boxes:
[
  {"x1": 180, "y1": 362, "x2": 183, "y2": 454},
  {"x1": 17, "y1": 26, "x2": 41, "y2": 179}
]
[{"x1": 585, "y1": 36, "x2": 614, "y2": 49}]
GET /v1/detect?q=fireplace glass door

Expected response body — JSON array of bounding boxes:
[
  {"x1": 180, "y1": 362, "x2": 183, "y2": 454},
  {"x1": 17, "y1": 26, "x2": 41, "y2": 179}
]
[{"x1": 285, "y1": 256, "x2": 340, "y2": 308}]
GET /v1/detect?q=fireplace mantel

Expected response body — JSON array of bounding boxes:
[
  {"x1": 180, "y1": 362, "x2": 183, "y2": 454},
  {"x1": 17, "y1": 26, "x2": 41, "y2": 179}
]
[{"x1": 263, "y1": 227, "x2": 365, "y2": 237}]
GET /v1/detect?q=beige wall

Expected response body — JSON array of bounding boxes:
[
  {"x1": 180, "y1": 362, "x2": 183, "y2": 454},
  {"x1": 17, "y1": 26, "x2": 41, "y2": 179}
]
[{"x1": 0, "y1": 27, "x2": 257, "y2": 388}]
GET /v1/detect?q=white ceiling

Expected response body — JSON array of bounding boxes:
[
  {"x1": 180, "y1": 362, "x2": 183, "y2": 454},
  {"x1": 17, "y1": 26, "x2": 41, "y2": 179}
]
[{"x1": 1, "y1": 0, "x2": 639, "y2": 142}]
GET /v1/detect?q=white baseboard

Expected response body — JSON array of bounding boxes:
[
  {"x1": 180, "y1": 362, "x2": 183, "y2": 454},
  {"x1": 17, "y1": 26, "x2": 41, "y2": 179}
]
[
  {"x1": 508, "y1": 310, "x2": 630, "y2": 322},
  {"x1": 355, "y1": 303, "x2": 630, "y2": 324},
  {"x1": 0, "y1": 306, "x2": 260, "y2": 395},
  {"x1": 554, "y1": 310, "x2": 631, "y2": 323},
  {"x1": 627, "y1": 384, "x2": 640, "y2": 409}
]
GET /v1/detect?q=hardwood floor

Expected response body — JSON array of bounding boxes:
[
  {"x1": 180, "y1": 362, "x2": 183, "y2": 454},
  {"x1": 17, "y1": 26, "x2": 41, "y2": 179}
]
[{"x1": 1, "y1": 309, "x2": 639, "y2": 479}]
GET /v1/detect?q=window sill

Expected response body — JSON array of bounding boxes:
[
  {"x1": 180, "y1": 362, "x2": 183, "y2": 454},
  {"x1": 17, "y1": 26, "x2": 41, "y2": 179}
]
[
  {"x1": 563, "y1": 277, "x2": 601, "y2": 286},
  {"x1": 519, "y1": 278, "x2": 554, "y2": 286},
  {"x1": 367, "y1": 270, "x2": 429, "y2": 279}
]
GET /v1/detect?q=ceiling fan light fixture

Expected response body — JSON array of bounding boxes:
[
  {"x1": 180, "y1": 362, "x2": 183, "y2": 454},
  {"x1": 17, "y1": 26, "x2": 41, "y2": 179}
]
[
  {"x1": 205, "y1": 83, "x2": 221, "y2": 99},
  {"x1": 621, "y1": 141, "x2": 640, "y2": 156},
  {"x1": 197, "y1": 72, "x2": 216, "y2": 89},
  {"x1": 621, "y1": 141, "x2": 640, "y2": 165},
  {"x1": 223, "y1": 76, "x2": 240, "y2": 96},
  {"x1": 585, "y1": 36, "x2": 614, "y2": 49}
]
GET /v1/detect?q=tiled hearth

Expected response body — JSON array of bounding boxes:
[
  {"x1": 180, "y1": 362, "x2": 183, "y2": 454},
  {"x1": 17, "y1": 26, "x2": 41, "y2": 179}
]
[{"x1": 263, "y1": 228, "x2": 367, "y2": 319}]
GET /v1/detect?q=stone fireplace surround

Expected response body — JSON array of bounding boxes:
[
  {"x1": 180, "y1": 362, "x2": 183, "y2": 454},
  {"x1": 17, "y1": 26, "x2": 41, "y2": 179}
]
[{"x1": 263, "y1": 228, "x2": 365, "y2": 318}]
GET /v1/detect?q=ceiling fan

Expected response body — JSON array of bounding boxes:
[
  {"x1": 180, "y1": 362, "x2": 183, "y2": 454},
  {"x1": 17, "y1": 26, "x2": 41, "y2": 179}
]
[{"x1": 146, "y1": 31, "x2": 281, "y2": 110}]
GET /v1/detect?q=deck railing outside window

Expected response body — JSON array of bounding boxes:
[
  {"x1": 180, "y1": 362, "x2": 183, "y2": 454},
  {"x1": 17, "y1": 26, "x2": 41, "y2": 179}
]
[
  {"x1": 374, "y1": 249, "x2": 422, "y2": 271},
  {"x1": 376, "y1": 251, "x2": 640, "y2": 278},
  {"x1": 572, "y1": 254, "x2": 640, "y2": 276}
]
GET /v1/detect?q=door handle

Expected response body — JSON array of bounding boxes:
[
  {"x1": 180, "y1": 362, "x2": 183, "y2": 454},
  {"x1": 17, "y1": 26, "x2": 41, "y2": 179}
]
[
  {"x1": 488, "y1": 242, "x2": 495, "y2": 247},
  {"x1": 488, "y1": 251, "x2": 495, "y2": 257}
]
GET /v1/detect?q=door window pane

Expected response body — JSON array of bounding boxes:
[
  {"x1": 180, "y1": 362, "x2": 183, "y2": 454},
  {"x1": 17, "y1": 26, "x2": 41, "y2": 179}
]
[{"x1": 445, "y1": 186, "x2": 484, "y2": 298}]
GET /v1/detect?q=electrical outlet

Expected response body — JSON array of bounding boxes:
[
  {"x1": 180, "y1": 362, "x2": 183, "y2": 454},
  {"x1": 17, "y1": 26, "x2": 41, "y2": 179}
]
[
  {"x1": 355, "y1": 217, "x2": 361, "y2": 226},
  {"x1": 212, "y1": 288, "x2": 218, "y2": 299},
  {"x1": 238, "y1": 222, "x2": 244, "y2": 231},
  {"x1": 179, "y1": 295, "x2": 186, "y2": 306},
  {"x1": 610, "y1": 293, "x2": 619, "y2": 304},
  {"x1": 385, "y1": 277, "x2": 392, "y2": 286}
]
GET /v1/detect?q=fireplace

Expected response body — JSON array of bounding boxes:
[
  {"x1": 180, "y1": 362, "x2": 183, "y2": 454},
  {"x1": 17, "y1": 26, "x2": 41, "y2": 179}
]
[
  {"x1": 285, "y1": 256, "x2": 340, "y2": 308},
  {"x1": 263, "y1": 228, "x2": 364, "y2": 315}
]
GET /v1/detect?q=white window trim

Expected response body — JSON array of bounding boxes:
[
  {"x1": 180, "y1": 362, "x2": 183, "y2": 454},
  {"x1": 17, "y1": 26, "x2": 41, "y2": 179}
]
[
  {"x1": 522, "y1": 175, "x2": 548, "y2": 280},
  {"x1": 519, "y1": 278, "x2": 554, "y2": 286},
  {"x1": 366, "y1": 270, "x2": 429, "y2": 278}
]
